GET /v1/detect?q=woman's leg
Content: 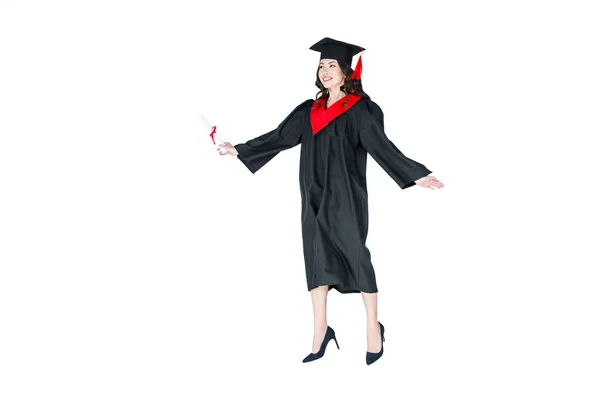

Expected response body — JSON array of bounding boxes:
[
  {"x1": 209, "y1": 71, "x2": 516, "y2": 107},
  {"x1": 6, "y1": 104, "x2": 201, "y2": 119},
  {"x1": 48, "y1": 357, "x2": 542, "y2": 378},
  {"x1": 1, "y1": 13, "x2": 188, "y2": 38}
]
[
  {"x1": 361, "y1": 292, "x2": 382, "y2": 353},
  {"x1": 309, "y1": 285, "x2": 329, "y2": 353}
]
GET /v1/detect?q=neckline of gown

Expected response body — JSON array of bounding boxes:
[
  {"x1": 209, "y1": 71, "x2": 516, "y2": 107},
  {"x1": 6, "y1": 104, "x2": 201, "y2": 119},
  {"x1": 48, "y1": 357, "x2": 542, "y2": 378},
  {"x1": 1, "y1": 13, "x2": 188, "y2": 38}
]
[
  {"x1": 310, "y1": 93, "x2": 362, "y2": 135},
  {"x1": 325, "y1": 95, "x2": 344, "y2": 110}
]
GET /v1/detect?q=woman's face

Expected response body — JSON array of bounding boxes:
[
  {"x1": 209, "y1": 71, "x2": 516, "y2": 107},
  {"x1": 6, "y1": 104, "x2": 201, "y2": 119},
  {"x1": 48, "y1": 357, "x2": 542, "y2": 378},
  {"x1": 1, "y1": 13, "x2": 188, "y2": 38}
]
[{"x1": 318, "y1": 58, "x2": 345, "y2": 90}]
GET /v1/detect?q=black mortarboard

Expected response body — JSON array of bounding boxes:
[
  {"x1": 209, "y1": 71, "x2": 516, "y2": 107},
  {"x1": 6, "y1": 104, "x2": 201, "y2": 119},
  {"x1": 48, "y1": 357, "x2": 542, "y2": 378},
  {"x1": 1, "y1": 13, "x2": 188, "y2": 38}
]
[{"x1": 309, "y1": 37, "x2": 365, "y2": 79}]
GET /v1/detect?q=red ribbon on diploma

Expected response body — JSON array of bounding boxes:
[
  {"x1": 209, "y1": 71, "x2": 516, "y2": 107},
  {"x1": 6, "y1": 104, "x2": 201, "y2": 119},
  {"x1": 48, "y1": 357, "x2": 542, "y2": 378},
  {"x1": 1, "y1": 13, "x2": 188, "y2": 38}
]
[{"x1": 209, "y1": 126, "x2": 217, "y2": 144}]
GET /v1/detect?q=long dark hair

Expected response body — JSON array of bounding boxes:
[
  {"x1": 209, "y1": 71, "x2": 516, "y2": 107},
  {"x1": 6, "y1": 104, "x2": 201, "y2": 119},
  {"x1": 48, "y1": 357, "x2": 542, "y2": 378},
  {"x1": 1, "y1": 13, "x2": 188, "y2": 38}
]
[{"x1": 315, "y1": 61, "x2": 370, "y2": 105}]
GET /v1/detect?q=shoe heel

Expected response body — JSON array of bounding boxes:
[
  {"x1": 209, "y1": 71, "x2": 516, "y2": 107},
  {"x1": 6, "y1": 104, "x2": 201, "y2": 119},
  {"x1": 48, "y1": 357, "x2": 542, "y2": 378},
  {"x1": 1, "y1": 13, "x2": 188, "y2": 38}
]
[{"x1": 303, "y1": 326, "x2": 338, "y2": 363}]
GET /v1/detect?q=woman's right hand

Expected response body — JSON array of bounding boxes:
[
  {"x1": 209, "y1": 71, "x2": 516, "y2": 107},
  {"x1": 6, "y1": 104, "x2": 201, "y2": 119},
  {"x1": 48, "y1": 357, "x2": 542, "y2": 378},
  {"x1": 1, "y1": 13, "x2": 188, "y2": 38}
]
[{"x1": 217, "y1": 142, "x2": 239, "y2": 156}]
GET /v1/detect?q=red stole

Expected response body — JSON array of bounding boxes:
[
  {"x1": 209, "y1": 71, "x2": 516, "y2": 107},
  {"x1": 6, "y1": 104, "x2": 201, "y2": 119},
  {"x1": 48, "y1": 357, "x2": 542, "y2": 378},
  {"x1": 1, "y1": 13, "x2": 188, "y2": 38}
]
[{"x1": 310, "y1": 93, "x2": 362, "y2": 135}]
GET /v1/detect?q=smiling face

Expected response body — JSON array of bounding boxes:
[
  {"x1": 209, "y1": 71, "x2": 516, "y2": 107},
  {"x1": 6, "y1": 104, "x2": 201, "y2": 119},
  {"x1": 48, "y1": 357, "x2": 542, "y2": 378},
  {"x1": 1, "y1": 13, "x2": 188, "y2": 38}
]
[{"x1": 318, "y1": 58, "x2": 345, "y2": 90}]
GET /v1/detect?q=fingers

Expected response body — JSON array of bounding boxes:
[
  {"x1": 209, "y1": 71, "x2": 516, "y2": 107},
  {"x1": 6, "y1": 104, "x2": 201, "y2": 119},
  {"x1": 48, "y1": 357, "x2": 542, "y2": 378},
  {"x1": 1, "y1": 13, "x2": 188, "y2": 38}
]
[
  {"x1": 423, "y1": 176, "x2": 444, "y2": 189},
  {"x1": 431, "y1": 177, "x2": 444, "y2": 187},
  {"x1": 420, "y1": 177, "x2": 444, "y2": 189},
  {"x1": 216, "y1": 146, "x2": 229, "y2": 155}
]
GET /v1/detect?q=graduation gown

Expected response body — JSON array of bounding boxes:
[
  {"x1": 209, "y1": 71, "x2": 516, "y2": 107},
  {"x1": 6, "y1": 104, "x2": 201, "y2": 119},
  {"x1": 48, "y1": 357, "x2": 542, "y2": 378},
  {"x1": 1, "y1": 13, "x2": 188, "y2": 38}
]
[{"x1": 234, "y1": 95, "x2": 432, "y2": 294}]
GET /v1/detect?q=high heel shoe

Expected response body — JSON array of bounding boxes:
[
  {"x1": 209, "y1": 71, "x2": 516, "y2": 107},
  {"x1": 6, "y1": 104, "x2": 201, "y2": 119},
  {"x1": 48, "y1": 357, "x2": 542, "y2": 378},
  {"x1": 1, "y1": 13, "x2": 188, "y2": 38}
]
[
  {"x1": 302, "y1": 326, "x2": 340, "y2": 363},
  {"x1": 366, "y1": 321, "x2": 385, "y2": 365}
]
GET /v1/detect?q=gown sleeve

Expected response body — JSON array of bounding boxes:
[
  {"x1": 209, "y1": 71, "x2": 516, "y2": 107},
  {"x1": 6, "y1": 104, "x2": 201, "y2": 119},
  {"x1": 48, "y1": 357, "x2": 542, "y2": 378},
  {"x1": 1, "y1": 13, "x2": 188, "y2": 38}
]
[
  {"x1": 358, "y1": 99, "x2": 432, "y2": 189},
  {"x1": 234, "y1": 99, "x2": 313, "y2": 174}
]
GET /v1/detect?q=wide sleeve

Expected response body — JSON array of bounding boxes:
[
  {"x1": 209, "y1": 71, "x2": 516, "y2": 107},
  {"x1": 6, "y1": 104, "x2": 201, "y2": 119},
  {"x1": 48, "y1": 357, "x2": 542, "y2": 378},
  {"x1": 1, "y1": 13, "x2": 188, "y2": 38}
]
[
  {"x1": 358, "y1": 100, "x2": 432, "y2": 189},
  {"x1": 234, "y1": 99, "x2": 312, "y2": 174}
]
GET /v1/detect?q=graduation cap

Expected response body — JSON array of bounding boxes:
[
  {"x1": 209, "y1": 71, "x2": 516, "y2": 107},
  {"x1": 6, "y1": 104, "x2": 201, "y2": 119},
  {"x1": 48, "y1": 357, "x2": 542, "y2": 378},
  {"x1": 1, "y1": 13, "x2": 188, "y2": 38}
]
[{"x1": 309, "y1": 37, "x2": 365, "y2": 80}]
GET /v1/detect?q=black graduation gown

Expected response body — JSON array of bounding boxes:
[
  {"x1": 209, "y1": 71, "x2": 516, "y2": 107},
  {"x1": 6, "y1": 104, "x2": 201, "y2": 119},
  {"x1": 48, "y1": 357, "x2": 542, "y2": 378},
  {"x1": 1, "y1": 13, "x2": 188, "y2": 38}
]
[{"x1": 234, "y1": 95, "x2": 432, "y2": 294}]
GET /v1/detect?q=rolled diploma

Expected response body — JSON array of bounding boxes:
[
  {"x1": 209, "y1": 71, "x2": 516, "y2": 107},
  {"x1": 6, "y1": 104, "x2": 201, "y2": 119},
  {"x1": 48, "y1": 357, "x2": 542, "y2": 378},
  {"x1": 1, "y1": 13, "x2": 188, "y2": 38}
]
[{"x1": 199, "y1": 115, "x2": 226, "y2": 154}]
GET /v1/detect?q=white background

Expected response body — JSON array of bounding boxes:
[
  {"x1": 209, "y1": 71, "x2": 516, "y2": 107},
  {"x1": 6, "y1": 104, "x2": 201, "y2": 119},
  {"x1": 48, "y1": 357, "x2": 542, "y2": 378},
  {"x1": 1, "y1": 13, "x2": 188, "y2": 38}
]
[{"x1": 1, "y1": 0, "x2": 599, "y2": 399}]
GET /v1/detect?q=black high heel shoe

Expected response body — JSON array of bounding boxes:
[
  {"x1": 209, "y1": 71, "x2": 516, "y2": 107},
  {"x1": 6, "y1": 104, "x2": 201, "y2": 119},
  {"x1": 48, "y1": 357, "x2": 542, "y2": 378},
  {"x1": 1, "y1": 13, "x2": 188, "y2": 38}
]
[
  {"x1": 302, "y1": 326, "x2": 340, "y2": 363},
  {"x1": 366, "y1": 321, "x2": 385, "y2": 365}
]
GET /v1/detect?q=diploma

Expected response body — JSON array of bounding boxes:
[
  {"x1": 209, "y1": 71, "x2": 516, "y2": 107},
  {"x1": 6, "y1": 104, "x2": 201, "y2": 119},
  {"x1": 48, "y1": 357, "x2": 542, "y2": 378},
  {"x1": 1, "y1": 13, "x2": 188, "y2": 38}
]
[{"x1": 199, "y1": 115, "x2": 226, "y2": 154}]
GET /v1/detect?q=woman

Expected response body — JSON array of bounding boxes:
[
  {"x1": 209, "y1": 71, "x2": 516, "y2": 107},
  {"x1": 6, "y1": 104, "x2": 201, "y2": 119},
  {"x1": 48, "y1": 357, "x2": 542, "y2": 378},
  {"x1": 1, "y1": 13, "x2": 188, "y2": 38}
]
[{"x1": 217, "y1": 37, "x2": 444, "y2": 365}]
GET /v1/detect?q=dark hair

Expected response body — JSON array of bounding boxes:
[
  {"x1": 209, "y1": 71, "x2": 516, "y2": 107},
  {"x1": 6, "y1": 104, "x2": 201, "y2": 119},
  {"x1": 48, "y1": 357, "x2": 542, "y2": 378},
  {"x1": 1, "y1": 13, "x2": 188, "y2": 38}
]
[{"x1": 314, "y1": 60, "x2": 371, "y2": 105}]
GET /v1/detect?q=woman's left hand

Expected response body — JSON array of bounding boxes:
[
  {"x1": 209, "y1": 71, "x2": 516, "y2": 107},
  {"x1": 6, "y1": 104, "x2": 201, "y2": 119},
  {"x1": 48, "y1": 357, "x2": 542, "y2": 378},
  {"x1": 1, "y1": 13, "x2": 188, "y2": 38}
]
[{"x1": 416, "y1": 175, "x2": 444, "y2": 189}]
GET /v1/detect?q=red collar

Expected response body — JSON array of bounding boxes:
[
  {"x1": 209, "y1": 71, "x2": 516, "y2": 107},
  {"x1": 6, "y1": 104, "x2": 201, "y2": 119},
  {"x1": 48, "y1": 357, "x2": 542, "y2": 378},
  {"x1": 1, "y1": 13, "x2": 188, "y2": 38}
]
[{"x1": 310, "y1": 93, "x2": 362, "y2": 135}]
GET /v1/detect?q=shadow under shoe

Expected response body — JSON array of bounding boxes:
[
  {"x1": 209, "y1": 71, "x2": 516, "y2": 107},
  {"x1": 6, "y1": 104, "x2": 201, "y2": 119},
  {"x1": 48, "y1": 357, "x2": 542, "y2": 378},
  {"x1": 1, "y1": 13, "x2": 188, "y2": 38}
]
[
  {"x1": 302, "y1": 326, "x2": 340, "y2": 363},
  {"x1": 366, "y1": 321, "x2": 385, "y2": 365}
]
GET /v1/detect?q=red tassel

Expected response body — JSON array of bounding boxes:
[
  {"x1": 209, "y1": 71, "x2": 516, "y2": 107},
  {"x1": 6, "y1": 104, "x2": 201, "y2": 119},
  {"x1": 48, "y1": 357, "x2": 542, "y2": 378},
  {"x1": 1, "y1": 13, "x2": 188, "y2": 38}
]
[
  {"x1": 351, "y1": 54, "x2": 363, "y2": 80},
  {"x1": 209, "y1": 126, "x2": 217, "y2": 144}
]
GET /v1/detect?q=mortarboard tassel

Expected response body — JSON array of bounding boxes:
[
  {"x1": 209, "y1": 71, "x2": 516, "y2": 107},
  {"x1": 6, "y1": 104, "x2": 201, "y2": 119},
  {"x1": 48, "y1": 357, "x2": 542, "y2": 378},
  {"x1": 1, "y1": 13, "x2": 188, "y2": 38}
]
[{"x1": 350, "y1": 54, "x2": 363, "y2": 80}]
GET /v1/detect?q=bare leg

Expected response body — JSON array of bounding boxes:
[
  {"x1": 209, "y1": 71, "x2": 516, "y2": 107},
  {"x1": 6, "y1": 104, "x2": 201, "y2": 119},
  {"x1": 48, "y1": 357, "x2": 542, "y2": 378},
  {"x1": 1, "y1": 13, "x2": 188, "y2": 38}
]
[
  {"x1": 309, "y1": 285, "x2": 329, "y2": 353},
  {"x1": 361, "y1": 292, "x2": 382, "y2": 353}
]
